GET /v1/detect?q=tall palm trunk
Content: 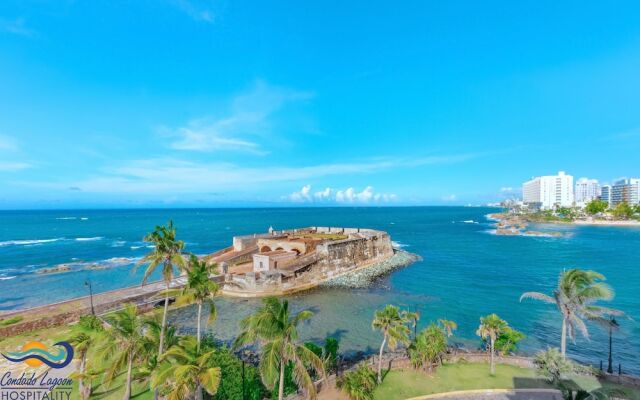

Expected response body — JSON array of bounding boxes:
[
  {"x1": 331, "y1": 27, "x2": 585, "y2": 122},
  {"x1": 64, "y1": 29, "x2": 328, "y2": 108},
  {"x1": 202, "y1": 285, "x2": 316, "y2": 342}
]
[
  {"x1": 560, "y1": 318, "x2": 567, "y2": 357},
  {"x1": 278, "y1": 359, "x2": 286, "y2": 400},
  {"x1": 155, "y1": 279, "x2": 170, "y2": 400},
  {"x1": 79, "y1": 352, "x2": 88, "y2": 399},
  {"x1": 123, "y1": 352, "x2": 133, "y2": 400},
  {"x1": 195, "y1": 301, "x2": 204, "y2": 400},
  {"x1": 196, "y1": 301, "x2": 202, "y2": 349},
  {"x1": 489, "y1": 337, "x2": 496, "y2": 375},
  {"x1": 377, "y1": 334, "x2": 387, "y2": 383}
]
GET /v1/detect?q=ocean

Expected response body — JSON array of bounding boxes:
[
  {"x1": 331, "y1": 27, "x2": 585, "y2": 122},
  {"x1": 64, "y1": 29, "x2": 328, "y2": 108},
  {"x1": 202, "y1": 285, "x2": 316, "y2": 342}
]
[{"x1": 1, "y1": 207, "x2": 638, "y2": 373}]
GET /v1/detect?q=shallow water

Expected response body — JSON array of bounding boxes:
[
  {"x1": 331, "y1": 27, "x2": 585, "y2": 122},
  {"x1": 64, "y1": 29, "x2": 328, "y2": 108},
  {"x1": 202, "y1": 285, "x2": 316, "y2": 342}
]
[{"x1": 1, "y1": 207, "x2": 638, "y2": 373}]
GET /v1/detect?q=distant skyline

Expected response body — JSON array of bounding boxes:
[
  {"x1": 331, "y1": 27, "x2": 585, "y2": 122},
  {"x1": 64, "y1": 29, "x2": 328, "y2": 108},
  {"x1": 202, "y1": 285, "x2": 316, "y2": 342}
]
[{"x1": 1, "y1": 1, "x2": 639, "y2": 209}]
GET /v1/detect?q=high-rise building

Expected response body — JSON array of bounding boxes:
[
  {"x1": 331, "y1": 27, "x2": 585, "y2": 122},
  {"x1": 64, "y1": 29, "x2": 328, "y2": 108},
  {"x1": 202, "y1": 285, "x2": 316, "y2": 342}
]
[
  {"x1": 522, "y1": 171, "x2": 574, "y2": 210},
  {"x1": 600, "y1": 185, "x2": 612, "y2": 207},
  {"x1": 574, "y1": 178, "x2": 600, "y2": 206},
  {"x1": 611, "y1": 178, "x2": 640, "y2": 206}
]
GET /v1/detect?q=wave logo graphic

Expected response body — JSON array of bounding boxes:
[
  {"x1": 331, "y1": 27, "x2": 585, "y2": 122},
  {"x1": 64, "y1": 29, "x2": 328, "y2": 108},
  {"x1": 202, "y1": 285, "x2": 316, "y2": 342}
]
[{"x1": 2, "y1": 341, "x2": 74, "y2": 369}]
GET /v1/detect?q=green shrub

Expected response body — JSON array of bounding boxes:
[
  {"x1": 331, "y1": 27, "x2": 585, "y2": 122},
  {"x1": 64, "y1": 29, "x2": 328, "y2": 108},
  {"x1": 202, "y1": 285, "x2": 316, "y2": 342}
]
[
  {"x1": 0, "y1": 316, "x2": 23, "y2": 326},
  {"x1": 338, "y1": 363, "x2": 377, "y2": 400},
  {"x1": 206, "y1": 347, "x2": 266, "y2": 400}
]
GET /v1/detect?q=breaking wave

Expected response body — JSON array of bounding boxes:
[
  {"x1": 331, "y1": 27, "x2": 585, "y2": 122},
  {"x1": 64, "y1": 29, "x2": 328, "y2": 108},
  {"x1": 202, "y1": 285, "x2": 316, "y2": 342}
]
[{"x1": 0, "y1": 238, "x2": 63, "y2": 247}]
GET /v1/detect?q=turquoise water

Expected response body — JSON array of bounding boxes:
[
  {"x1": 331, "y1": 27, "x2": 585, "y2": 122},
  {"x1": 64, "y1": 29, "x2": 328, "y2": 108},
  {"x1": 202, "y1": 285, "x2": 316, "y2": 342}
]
[{"x1": 1, "y1": 207, "x2": 638, "y2": 373}]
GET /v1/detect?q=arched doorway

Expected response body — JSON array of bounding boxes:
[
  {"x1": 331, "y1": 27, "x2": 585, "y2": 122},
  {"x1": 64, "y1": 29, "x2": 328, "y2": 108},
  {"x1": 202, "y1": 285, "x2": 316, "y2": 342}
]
[{"x1": 260, "y1": 246, "x2": 272, "y2": 253}]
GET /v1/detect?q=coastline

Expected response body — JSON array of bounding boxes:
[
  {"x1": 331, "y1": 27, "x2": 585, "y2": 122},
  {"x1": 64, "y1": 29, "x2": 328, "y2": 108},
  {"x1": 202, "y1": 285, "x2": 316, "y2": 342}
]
[{"x1": 488, "y1": 212, "x2": 640, "y2": 228}]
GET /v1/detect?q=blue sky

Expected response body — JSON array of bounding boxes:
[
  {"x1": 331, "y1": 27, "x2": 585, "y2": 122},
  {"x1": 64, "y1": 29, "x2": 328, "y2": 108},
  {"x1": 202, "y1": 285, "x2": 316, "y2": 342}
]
[{"x1": 1, "y1": 1, "x2": 640, "y2": 208}]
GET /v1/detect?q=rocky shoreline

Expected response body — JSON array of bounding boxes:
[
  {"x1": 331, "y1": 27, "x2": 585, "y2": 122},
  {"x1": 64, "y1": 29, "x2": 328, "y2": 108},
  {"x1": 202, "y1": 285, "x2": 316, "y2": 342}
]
[
  {"x1": 487, "y1": 213, "x2": 564, "y2": 237},
  {"x1": 321, "y1": 250, "x2": 420, "y2": 288}
]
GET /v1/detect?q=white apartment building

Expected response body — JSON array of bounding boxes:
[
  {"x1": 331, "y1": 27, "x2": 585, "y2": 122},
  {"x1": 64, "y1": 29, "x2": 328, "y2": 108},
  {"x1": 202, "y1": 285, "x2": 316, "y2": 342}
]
[
  {"x1": 611, "y1": 178, "x2": 640, "y2": 206},
  {"x1": 574, "y1": 178, "x2": 600, "y2": 206},
  {"x1": 522, "y1": 171, "x2": 574, "y2": 210}
]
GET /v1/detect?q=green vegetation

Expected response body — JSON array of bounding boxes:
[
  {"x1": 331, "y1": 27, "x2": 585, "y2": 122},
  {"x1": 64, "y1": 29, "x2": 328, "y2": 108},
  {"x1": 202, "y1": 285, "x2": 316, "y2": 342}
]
[
  {"x1": 437, "y1": 319, "x2": 457, "y2": 337},
  {"x1": 526, "y1": 209, "x2": 574, "y2": 222},
  {"x1": 338, "y1": 363, "x2": 378, "y2": 400},
  {"x1": 408, "y1": 323, "x2": 447, "y2": 371},
  {"x1": 476, "y1": 314, "x2": 508, "y2": 375},
  {"x1": 206, "y1": 345, "x2": 265, "y2": 400},
  {"x1": 95, "y1": 304, "x2": 151, "y2": 400},
  {"x1": 0, "y1": 315, "x2": 23, "y2": 326},
  {"x1": 520, "y1": 268, "x2": 621, "y2": 356},
  {"x1": 234, "y1": 297, "x2": 325, "y2": 400},
  {"x1": 612, "y1": 202, "x2": 634, "y2": 220},
  {"x1": 372, "y1": 363, "x2": 550, "y2": 400},
  {"x1": 533, "y1": 348, "x2": 634, "y2": 399},
  {"x1": 371, "y1": 304, "x2": 416, "y2": 383},
  {"x1": 151, "y1": 336, "x2": 221, "y2": 400},
  {"x1": 494, "y1": 326, "x2": 525, "y2": 355},
  {"x1": 585, "y1": 199, "x2": 608, "y2": 215},
  {"x1": 167, "y1": 254, "x2": 219, "y2": 348},
  {"x1": 68, "y1": 315, "x2": 104, "y2": 399},
  {"x1": 138, "y1": 219, "x2": 188, "y2": 400}
]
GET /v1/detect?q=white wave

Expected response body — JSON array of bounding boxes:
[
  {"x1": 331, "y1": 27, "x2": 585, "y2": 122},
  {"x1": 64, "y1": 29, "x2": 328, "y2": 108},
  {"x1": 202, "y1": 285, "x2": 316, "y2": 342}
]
[
  {"x1": 130, "y1": 246, "x2": 143, "y2": 250},
  {"x1": 0, "y1": 238, "x2": 63, "y2": 247},
  {"x1": 75, "y1": 237, "x2": 103, "y2": 242},
  {"x1": 391, "y1": 241, "x2": 408, "y2": 249},
  {"x1": 80, "y1": 217, "x2": 89, "y2": 221},
  {"x1": 0, "y1": 276, "x2": 16, "y2": 280},
  {"x1": 55, "y1": 217, "x2": 77, "y2": 220},
  {"x1": 462, "y1": 220, "x2": 479, "y2": 224},
  {"x1": 111, "y1": 240, "x2": 126, "y2": 247}
]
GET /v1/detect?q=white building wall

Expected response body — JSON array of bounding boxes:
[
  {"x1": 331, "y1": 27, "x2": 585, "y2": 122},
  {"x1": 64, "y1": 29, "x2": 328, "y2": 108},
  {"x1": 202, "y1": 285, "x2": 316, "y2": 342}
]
[
  {"x1": 575, "y1": 178, "x2": 600, "y2": 206},
  {"x1": 522, "y1": 171, "x2": 574, "y2": 210}
]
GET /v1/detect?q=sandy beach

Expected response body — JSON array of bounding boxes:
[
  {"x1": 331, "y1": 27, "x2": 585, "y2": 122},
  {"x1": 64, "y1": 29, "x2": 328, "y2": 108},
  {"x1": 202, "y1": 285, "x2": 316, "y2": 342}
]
[{"x1": 572, "y1": 219, "x2": 640, "y2": 227}]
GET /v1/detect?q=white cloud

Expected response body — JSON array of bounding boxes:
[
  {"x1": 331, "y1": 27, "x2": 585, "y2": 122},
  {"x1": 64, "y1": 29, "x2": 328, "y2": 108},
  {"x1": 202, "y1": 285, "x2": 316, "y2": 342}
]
[
  {"x1": 442, "y1": 194, "x2": 457, "y2": 202},
  {"x1": 500, "y1": 187, "x2": 514, "y2": 192},
  {"x1": 167, "y1": 81, "x2": 313, "y2": 153},
  {"x1": 170, "y1": 0, "x2": 215, "y2": 23},
  {"x1": 0, "y1": 18, "x2": 35, "y2": 37},
  {"x1": 314, "y1": 187, "x2": 332, "y2": 200},
  {"x1": 287, "y1": 185, "x2": 396, "y2": 204},
  {"x1": 288, "y1": 184, "x2": 312, "y2": 202}
]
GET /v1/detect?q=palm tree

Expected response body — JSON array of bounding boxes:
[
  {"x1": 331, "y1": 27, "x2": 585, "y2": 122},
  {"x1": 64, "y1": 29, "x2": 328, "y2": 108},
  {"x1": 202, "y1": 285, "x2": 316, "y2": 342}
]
[
  {"x1": 95, "y1": 303, "x2": 149, "y2": 400},
  {"x1": 371, "y1": 305, "x2": 416, "y2": 383},
  {"x1": 137, "y1": 219, "x2": 187, "y2": 397},
  {"x1": 408, "y1": 323, "x2": 448, "y2": 372},
  {"x1": 520, "y1": 269, "x2": 621, "y2": 357},
  {"x1": 476, "y1": 313, "x2": 508, "y2": 375},
  {"x1": 68, "y1": 315, "x2": 104, "y2": 400},
  {"x1": 337, "y1": 363, "x2": 377, "y2": 400},
  {"x1": 438, "y1": 319, "x2": 458, "y2": 338},
  {"x1": 235, "y1": 297, "x2": 325, "y2": 400},
  {"x1": 151, "y1": 336, "x2": 221, "y2": 400},
  {"x1": 168, "y1": 254, "x2": 219, "y2": 349},
  {"x1": 138, "y1": 317, "x2": 180, "y2": 379}
]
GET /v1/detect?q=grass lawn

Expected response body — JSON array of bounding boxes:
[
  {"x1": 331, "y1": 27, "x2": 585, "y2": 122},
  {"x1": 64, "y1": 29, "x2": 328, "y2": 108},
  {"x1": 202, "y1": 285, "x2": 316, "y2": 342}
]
[
  {"x1": 0, "y1": 324, "x2": 73, "y2": 349},
  {"x1": 85, "y1": 372, "x2": 152, "y2": 400},
  {"x1": 373, "y1": 363, "x2": 640, "y2": 400}
]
